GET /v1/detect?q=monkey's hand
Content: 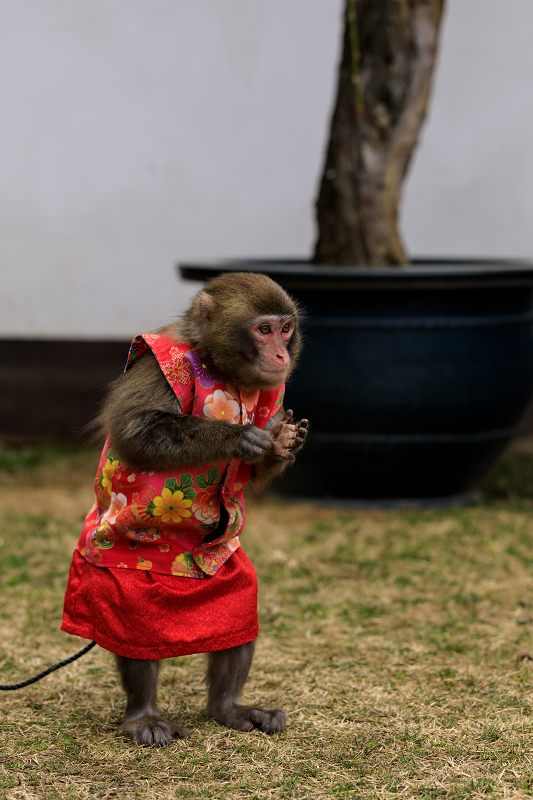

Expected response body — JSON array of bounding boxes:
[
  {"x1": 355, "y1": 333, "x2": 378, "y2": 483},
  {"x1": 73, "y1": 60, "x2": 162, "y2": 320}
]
[
  {"x1": 270, "y1": 410, "x2": 309, "y2": 460},
  {"x1": 234, "y1": 425, "x2": 275, "y2": 464}
]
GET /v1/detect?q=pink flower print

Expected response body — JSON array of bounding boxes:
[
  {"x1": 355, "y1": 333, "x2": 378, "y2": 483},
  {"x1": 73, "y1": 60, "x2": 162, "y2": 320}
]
[
  {"x1": 192, "y1": 485, "x2": 220, "y2": 524},
  {"x1": 158, "y1": 542, "x2": 170, "y2": 553},
  {"x1": 241, "y1": 390, "x2": 259, "y2": 413},
  {"x1": 239, "y1": 391, "x2": 258, "y2": 424},
  {"x1": 203, "y1": 390, "x2": 240, "y2": 424},
  {"x1": 226, "y1": 536, "x2": 240, "y2": 552},
  {"x1": 186, "y1": 351, "x2": 223, "y2": 389},
  {"x1": 127, "y1": 473, "x2": 136, "y2": 483},
  {"x1": 117, "y1": 562, "x2": 128, "y2": 569},
  {"x1": 102, "y1": 492, "x2": 127, "y2": 524}
]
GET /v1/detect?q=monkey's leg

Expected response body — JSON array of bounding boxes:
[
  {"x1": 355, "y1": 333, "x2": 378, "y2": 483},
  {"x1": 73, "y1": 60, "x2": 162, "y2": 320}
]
[
  {"x1": 205, "y1": 641, "x2": 286, "y2": 734},
  {"x1": 115, "y1": 655, "x2": 190, "y2": 746}
]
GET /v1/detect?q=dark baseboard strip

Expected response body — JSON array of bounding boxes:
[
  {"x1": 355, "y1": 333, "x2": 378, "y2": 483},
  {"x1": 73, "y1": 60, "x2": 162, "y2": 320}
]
[{"x1": 0, "y1": 338, "x2": 130, "y2": 441}]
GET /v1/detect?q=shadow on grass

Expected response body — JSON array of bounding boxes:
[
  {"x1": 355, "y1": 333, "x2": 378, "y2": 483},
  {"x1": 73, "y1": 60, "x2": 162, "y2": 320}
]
[{"x1": 480, "y1": 447, "x2": 533, "y2": 502}]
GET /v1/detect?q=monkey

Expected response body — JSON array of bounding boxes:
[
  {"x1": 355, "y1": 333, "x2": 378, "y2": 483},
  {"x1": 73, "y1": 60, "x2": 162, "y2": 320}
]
[{"x1": 61, "y1": 272, "x2": 309, "y2": 747}]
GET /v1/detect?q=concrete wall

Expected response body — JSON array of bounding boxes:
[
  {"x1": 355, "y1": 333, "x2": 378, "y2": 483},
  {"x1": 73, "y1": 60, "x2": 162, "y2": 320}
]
[{"x1": 1, "y1": 0, "x2": 532, "y2": 340}]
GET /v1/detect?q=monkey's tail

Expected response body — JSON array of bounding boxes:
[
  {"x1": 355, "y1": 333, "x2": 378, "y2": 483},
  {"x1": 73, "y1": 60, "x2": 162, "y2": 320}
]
[{"x1": 0, "y1": 640, "x2": 96, "y2": 690}]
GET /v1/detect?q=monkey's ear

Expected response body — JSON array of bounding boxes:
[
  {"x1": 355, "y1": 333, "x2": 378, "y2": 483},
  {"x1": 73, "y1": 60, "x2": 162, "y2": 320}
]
[{"x1": 198, "y1": 292, "x2": 215, "y2": 329}]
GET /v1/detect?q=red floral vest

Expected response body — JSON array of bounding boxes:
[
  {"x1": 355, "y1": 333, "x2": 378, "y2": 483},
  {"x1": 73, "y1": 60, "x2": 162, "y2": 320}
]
[{"x1": 77, "y1": 333, "x2": 284, "y2": 578}]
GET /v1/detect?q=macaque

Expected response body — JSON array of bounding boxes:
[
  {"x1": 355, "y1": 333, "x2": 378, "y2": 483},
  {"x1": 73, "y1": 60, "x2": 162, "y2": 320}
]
[{"x1": 62, "y1": 272, "x2": 308, "y2": 746}]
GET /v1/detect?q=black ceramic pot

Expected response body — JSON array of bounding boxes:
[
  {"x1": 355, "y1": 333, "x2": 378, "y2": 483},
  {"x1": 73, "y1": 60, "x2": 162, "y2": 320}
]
[{"x1": 179, "y1": 260, "x2": 533, "y2": 502}]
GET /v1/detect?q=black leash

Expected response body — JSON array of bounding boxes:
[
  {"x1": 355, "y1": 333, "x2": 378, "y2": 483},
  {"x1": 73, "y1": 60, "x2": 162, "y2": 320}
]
[{"x1": 0, "y1": 640, "x2": 97, "y2": 690}]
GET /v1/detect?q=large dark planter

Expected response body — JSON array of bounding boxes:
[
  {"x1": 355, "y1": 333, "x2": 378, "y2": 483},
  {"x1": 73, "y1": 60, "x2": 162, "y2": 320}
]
[{"x1": 179, "y1": 260, "x2": 533, "y2": 502}]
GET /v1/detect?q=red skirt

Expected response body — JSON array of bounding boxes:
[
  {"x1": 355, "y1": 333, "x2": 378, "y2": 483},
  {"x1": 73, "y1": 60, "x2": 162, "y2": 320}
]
[{"x1": 61, "y1": 548, "x2": 258, "y2": 660}]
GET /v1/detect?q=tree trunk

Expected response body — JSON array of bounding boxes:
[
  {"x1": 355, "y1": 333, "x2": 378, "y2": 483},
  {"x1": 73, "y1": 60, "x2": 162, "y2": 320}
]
[{"x1": 313, "y1": 0, "x2": 446, "y2": 266}]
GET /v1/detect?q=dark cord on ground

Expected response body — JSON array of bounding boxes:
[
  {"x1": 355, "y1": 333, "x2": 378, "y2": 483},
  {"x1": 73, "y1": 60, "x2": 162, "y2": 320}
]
[{"x1": 0, "y1": 640, "x2": 97, "y2": 690}]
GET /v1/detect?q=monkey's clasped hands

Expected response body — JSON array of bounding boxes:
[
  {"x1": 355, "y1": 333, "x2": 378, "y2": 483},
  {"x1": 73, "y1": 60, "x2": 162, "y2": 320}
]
[
  {"x1": 235, "y1": 410, "x2": 309, "y2": 464},
  {"x1": 270, "y1": 410, "x2": 309, "y2": 461}
]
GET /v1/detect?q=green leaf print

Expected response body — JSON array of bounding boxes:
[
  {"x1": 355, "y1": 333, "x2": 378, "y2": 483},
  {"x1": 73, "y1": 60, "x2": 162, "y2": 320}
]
[
  {"x1": 165, "y1": 477, "x2": 180, "y2": 494},
  {"x1": 196, "y1": 468, "x2": 221, "y2": 490},
  {"x1": 199, "y1": 521, "x2": 218, "y2": 535},
  {"x1": 177, "y1": 473, "x2": 196, "y2": 500}
]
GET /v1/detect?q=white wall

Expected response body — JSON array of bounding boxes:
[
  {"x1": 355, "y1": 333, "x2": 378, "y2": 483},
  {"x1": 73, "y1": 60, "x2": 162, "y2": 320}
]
[
  {"x1": 402, "y1": 0, "x2": 533, "y2": 258},
  {"x1": 0, "y1": 0, "x2": 532, "y2": 340}
]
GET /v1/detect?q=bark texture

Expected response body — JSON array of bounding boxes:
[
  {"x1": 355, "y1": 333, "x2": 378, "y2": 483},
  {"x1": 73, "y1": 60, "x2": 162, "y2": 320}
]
[{"x1": 313, "y1": 0, "x2": 446, "y2": 266}]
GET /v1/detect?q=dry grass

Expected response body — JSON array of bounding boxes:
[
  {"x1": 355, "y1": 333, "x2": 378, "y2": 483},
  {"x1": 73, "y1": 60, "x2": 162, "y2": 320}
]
[{"x1": 2, "y1": 443, "x2": 533, "y2": 798}]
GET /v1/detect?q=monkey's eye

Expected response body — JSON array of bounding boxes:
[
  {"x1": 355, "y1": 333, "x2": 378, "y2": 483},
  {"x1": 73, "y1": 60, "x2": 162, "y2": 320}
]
[
  {"x1": 281, "y1": 322, "x2": 292, "y2": 334},
  {"x1": 258, "y1": 324, "x2": 271, "y2": 335}
]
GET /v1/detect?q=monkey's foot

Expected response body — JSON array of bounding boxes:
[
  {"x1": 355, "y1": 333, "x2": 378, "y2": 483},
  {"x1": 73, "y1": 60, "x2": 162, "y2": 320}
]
[
  {"x1": 215, "y1": 705, "x2": 286, "y2": 735},
  {"x1": 120, "y1": 714, "x2": 190, "y2": 747}
]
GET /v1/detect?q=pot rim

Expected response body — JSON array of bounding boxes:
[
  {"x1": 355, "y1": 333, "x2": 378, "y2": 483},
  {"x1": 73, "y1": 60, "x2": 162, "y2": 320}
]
[{"x1": 179, "y1": 258, "x2": 533, "y2": 290}]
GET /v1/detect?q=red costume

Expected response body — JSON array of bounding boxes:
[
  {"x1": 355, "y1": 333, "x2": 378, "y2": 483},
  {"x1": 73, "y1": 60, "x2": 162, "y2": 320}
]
[{"x1": 62, "y1": 333, "x2": 284, "y2": 659}]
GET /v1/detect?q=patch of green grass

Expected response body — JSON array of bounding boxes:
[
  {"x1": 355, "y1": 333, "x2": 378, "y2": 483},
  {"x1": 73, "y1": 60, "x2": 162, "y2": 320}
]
[
  {"x1": 3, "y1": 445, "x2": 533, "y2": 798},
  {"x1": 0, "y1": 441, "x2": 85, "y2": 474}
]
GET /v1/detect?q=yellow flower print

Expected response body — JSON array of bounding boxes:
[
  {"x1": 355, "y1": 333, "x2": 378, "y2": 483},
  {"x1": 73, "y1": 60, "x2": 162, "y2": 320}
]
[
  {"x1": 203, "y1": 389, "x2": 241, "y2": 424},
  {"x1": 171, "y1": 552, "x2": 201, "y2": 576},
  {"x1": 171, "y1": 553, "x2": 190, "y2": 574},
  {"x1": 151, "y1": 488, "x2": 193, "y2": 524},
  {"x1": 101, "y1": 457, "x2": 120, "y2": 494}
]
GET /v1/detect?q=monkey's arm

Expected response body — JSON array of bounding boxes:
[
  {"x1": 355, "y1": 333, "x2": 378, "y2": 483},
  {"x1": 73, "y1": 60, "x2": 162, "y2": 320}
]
[
  {"x1": 252, "y1": 409, "x2": 309, "y2": 490},
  {"x1": 96, "y1": 352, "x2": 275, "y2": 472}
]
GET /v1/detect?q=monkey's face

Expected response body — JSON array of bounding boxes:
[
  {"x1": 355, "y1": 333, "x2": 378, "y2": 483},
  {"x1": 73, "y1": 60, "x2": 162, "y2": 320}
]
[
  {"x1": 247, "y1": 315, "x2": 295, "y2": 389},
  {"x1": 203, "y1": 311, "x2": 298, "y2": 392},
  {"x1": 182, "y1": 273, "x2": 301, "y2": 392}
]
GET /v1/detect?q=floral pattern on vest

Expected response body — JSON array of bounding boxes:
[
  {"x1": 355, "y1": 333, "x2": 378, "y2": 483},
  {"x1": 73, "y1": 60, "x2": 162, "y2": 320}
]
[{"x1": 77, "y1": 333, "x2": 284, "y2": 578}]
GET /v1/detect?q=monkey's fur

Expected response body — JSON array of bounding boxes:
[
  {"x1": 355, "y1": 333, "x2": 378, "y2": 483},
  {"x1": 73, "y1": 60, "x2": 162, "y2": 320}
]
[{"x1": 87, "y1": 272, "x2": 308, "y2": 745}]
